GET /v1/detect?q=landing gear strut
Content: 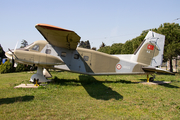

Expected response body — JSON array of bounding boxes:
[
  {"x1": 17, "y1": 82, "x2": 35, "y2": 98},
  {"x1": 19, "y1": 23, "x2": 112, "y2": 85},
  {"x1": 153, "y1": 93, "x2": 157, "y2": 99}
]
[
  {"x1": 30, "y1": 67, "x2": 48, "y2": 83},
  {"x1": 147, "y1": 74, "x2": 155, "y2": 82},
  {"x1": 34, "y1": 78, "x2": 39, "y2": 86}
]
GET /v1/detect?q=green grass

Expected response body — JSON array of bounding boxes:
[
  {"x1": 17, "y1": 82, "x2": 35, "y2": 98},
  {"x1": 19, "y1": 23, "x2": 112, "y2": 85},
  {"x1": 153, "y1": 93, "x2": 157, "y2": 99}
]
[{"x1": 0, "y1": 71, "x2": 180, "y2": 119}]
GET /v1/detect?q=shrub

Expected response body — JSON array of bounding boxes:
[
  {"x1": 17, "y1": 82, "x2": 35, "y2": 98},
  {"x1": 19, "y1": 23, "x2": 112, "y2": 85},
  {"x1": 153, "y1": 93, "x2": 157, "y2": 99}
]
[
  {"x1": 15, "y1": 63, "x2": 32, "y2": 72},
  {"x1": 15, "y1": 63, "x2": 26, "y2": 72},
  {"x1": 0, "y1": 60, "x2": 13, "y2": 73}
]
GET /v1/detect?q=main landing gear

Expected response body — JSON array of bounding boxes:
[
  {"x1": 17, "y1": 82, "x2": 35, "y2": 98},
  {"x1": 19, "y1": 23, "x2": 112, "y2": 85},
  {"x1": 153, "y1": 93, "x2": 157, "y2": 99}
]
[
  {"x1": 34, "y1": 78, "x2": 39, "y2": 86},
  {"x1": 30, "y1": 67, "x2": 52, "y2": 85},
  {"x1": 146, "y1": 74, "x2": 155, "y2": 82}
]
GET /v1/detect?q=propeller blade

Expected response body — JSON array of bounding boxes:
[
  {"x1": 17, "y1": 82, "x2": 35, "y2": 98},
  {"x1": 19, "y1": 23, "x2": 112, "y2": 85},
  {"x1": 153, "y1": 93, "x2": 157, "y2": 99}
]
[
  {"x1": 14, "y1": 41, "x2": 19, "y2": 50},
  {"x1": 8, "y1": 48, "x2": 18, "y2": 59},
  {"x1": 14, "y1": 62, "x2": 18, "y2": 67}
]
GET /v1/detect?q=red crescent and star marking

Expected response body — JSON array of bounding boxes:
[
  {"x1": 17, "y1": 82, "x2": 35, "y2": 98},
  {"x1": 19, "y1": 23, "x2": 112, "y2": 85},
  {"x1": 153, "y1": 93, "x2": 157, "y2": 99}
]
[{"x1": 116, "y1": 64, "x2": 122, "y2": 70}]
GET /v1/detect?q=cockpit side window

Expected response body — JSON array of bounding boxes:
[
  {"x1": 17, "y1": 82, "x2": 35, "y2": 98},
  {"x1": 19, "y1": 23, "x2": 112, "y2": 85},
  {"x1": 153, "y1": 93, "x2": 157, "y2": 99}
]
[
  {"x1": 61, "y1": 52, "x2": 66, "y2": 57},
  {"x1": 32, "y1": 45, "x2": 40, "y2": 51},
  {"x1": 74, "y1": 54, "x2": 79, "y2": 59},
  {"x1": 45, "y1": 49, "x2": 51, "y2": 54},
  {"x1": 83, "y1": 56, "x2": 89, "y2": 61}
]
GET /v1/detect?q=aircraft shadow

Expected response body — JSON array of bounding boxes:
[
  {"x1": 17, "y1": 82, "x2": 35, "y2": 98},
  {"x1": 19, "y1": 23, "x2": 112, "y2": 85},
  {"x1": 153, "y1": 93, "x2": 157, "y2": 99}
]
[
  {"x1": 51, "y1": 76, "x2": 81, "y2": 86},
  {"x1": 114, "y1": 80, "x2": 139, "y2": 84},
  {"x1": 0, "y1": 95, "x2": 34, "y2": 105},
  {"x1": 51, "y1": 76, "x2": 137, "y2": 85},
  {"x1": 79, "y1": 75, "x2": 123, "y2": 101},
  {"x1": 139, "y1": 79, "x2": 179, "y2": 88},
  {"x1": 159, "y1": 83, "x2": 179, "y2": 88}
]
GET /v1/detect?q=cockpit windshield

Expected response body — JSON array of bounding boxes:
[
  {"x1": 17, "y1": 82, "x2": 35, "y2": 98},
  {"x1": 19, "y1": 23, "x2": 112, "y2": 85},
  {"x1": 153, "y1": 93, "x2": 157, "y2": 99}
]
[
  {"x1": 24, "y1": 43, "x2": 34, "y2": 49},
  {"x1": 32, "y1": 45, "x2": 40, "y2": 51},
  {"x1": 24, "y1": 43, "x2": 39, "y2": 51},
  {"x1": 23, "y1": 40, "x2": 47, "y2": 52}
]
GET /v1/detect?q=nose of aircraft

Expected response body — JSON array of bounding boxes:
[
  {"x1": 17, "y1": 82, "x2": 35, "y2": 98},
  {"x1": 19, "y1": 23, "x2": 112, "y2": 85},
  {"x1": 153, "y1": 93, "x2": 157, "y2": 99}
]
[{"x1": 5, "y1": 50, "x2": 14, "y2": 59}]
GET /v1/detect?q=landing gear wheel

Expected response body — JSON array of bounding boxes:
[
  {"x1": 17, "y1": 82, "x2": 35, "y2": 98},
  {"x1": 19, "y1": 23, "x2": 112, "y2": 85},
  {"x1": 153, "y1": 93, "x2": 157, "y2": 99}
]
[{"x1": 149, "y1": 77, "x2": 154, "y2": 82}]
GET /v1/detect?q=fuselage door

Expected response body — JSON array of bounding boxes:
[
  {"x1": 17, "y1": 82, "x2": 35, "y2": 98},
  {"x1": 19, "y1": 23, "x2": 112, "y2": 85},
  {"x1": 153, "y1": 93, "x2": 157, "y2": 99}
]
[
  {"x1": 83, "y1": 52, "x2": 92, "y2": 66},
  {"x1": 81, "y1": 52, "x2": 92, "y2": 72}
]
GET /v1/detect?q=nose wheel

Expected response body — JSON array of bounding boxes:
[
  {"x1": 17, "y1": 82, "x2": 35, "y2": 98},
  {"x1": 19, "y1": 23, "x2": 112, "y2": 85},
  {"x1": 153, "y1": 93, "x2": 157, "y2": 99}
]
[{"x1": 149, "y1": 77, "x2": 154, "y2": 82}]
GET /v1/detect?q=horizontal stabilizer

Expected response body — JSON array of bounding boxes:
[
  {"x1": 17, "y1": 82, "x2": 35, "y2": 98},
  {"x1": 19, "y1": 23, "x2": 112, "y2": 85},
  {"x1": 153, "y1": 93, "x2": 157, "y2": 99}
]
[{"x1": 142, "y1": 67, "x2": 174, "y2": 75}]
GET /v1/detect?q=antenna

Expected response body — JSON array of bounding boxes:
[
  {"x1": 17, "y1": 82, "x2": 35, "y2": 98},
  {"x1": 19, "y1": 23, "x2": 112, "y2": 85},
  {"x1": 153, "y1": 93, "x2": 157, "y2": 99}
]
[{"x1": 172, "y1": 18, "x2": 180, "y2": 23}]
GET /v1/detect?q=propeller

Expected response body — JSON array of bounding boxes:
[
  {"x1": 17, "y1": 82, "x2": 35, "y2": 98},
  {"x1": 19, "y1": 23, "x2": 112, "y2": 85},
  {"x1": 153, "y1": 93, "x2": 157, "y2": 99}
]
[
  {"x1": 8, "y1": 41, "x2": 19, "y2": 68},
  {"x1": 14, "y1": 41, "x2": 19, "y2": 51},
  {"x1": 8, "y1": 41, "x2": 19, "y2": 59},
  {"x1": 8, "y1": 48, "x2": 18, "y2": 59}
]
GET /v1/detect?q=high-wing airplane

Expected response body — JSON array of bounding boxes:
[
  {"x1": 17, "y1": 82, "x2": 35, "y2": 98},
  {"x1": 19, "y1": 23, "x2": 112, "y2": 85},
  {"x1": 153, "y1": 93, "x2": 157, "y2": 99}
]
[{"x1": 5, "y1": 24, "x2": 173, "y2": 84}]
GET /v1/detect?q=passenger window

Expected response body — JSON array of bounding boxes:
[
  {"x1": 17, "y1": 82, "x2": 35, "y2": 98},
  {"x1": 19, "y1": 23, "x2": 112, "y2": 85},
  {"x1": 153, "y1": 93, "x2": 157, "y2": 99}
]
[
  {"x1": 83, "y1": 56, "x2": 89, "y2": 61},
  {"x1": 61, "y1": 52, "x2": 66, "y2": 57},
  {"x1": 45, "y1": 49, "x2": 51, "y2": 54},
  {"x1": 32, "y1": 45, "x2": 39, "y2": 51},
  {"x1": 74, "y1": 54, "x2": 79, "y2": 59}
]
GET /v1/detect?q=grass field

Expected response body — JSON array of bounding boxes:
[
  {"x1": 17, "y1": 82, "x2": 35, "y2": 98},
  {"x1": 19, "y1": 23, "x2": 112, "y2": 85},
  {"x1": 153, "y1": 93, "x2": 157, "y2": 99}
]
[{"x1": 0, "y1": 71, "x2": 180, "y2": 119}]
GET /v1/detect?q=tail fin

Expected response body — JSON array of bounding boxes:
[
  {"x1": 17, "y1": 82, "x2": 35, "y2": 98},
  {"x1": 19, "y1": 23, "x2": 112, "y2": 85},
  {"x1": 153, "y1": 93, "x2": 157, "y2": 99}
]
[{"x1": 133, "y1": 31, "x2": 165, "y2": 67}]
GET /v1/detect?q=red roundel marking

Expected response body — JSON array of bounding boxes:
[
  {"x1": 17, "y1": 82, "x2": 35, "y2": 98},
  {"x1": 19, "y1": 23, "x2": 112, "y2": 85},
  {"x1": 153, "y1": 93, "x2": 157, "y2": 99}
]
[{"x1": 116, "y1": 64, "x2": 122, "y2": 70}]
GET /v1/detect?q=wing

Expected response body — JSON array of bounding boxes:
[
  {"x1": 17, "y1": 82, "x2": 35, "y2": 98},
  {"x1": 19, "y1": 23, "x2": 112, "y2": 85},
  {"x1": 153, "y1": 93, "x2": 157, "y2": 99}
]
[
  {"x1": 35, "y1": 24, "x2": 81, "y2": 50},
  {"x1": 142, "y1": 67, "x2": 174, "y2": 75}
]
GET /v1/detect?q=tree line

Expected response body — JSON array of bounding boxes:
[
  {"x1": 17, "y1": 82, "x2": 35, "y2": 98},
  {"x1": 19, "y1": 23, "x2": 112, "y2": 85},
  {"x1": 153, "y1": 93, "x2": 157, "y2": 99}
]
[{"x1": 97, "y1": 23, "x2": 180, "y2": 72}]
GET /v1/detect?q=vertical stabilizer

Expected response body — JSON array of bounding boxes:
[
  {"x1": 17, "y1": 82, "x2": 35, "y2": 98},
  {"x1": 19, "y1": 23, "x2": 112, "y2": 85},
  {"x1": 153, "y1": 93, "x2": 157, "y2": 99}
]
[{"x1": 133, "y1": 31, "x2": 165, "y2": 67}]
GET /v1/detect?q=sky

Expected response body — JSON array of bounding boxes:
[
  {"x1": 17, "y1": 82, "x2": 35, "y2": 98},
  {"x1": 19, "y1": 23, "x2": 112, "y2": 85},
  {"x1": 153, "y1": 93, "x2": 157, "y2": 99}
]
[{"x1": 0, "y1": 0, "x2": 180, "y2": 51}]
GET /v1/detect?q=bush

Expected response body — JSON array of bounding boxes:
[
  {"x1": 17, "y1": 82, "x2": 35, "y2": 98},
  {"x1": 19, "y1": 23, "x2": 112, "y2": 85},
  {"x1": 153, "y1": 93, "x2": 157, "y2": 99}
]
[
  {"x1": 0, "y1": 59, "x2": 35, "y2": 73},
  {"x1": 15, "y1": 63, "x2": 32, "y2": 72},
  {"x1": 0, "y1": 60, "x2": 13, "y2": 73},
  {"x1": 15, "y1": 63, "x2": 26, "y2": 72}
]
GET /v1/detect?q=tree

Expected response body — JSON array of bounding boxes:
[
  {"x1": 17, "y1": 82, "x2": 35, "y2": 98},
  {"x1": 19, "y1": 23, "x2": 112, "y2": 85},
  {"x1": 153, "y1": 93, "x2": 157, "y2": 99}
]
[
  {"x1": 98, "y1": 46, "x2": 111, "y2": 54},
  {"x1": 96, "y1": 23, "x2": 180, "y2": 72},
  {"x1": 78, "y1": 40, "x2": 91, "y2": 49},
  {"x1": 131, "y1": 32, "x2": 147, "y2": 53},
  {"x1": 157, "y1": 23, "x2": 180, "y2": 72},
  {"x1": 0, "y1": 44, "x2": 5, "y2": 63},
  {"x1": 100, "y1": 42, "x2": 106, "y2": 48},
  {"x1": 109, "y1": 43, "x2": 124, "y2": 54},
  {"x1": 0, "y1": 44, "x2": 5, "y2": 57},
  {"x1": 98, "y1": 42, "x2": 112, "y2": 54},
  {"x1": 121, "y1": 40, "x2": 133, "y2": 54},
  {"x1": 20, "y1": 39, "x2": 28, "y2": 48},
  {"x1": 92, "y1": 47, "x2": 97, "y2": 50}
]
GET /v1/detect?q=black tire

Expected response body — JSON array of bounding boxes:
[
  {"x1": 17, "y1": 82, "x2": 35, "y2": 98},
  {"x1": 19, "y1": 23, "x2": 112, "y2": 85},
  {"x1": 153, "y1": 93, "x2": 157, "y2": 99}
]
[{"x1": 149, "y1": 77, "x2": 154, "y2": 82}]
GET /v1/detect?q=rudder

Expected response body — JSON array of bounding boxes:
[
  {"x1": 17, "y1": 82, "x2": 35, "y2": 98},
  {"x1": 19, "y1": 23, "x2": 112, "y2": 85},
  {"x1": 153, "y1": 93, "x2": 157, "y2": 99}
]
[{"x1": 133, "y1": 31, "x2": 165, "y2": 67}]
